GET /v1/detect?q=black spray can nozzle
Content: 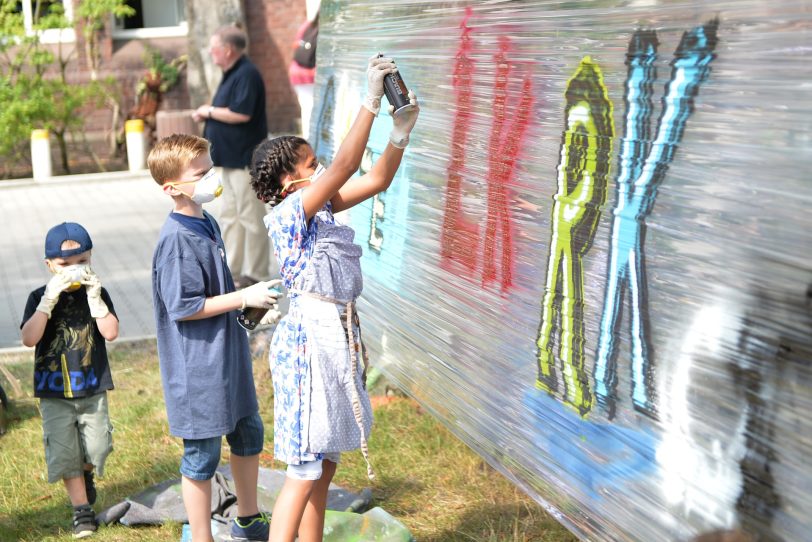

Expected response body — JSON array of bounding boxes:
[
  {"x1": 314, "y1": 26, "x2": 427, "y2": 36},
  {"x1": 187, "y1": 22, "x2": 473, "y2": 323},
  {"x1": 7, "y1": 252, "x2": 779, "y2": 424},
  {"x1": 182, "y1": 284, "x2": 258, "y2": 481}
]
[{"x1": 379, "y1": 53, "x2": 415, "y2": 116}]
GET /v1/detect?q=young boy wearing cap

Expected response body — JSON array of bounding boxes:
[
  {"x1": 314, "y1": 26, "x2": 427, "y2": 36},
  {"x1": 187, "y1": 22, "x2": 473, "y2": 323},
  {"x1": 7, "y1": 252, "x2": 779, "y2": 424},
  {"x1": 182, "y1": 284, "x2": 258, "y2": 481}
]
[
  {"x1": 147, "y1": 134, "x2": 281, "y2": 542},
  {"x1": 20, "y1": 222, "x2": 119, "y2": 538}
]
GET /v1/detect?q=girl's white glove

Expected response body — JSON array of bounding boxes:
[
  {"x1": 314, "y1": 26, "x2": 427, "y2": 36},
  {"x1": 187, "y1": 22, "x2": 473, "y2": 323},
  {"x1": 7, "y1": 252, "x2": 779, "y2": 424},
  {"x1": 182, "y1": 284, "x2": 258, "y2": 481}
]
[
  {"x1": 363, "y1": 54, "x2": 397, "y2": 116},
  {"x1": 389, "y1": 90, "x2": 419, "y2": 149},
  {"x1": 259, "y1": 308, "x2": 282, "y2": 326}
]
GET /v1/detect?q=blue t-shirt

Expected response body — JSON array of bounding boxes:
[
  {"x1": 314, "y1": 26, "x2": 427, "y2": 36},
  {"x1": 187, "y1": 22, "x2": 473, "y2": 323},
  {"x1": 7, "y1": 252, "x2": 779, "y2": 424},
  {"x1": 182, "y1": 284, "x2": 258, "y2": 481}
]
[
  {"x1": 151, "y1": 211, "x2": 258, "y2": 439},
  {"x1": 171, "y1": 211, "x2": 215, "y2": 240}
]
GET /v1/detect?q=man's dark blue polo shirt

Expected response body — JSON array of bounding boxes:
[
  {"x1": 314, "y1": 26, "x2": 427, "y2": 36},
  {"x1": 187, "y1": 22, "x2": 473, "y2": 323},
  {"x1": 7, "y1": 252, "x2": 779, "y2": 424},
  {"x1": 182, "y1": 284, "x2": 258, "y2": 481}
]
[{"x1": 204, "y1": 55, "x2": 268, "y2": 169}]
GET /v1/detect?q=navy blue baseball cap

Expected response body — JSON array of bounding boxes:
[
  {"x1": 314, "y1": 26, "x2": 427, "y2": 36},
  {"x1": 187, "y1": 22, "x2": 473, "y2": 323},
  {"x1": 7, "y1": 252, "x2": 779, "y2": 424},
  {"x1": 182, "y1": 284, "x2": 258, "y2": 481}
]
[{"x1": 44, "y1": 222, "x2": 93, "y2": 259}]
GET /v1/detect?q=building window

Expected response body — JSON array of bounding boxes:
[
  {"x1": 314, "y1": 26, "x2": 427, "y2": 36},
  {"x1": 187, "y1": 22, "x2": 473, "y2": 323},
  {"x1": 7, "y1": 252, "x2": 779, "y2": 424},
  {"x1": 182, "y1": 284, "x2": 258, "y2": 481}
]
[
  {"x1": 19, "y1": 0, "x2": 75, "y2": 43},
  {"x1": 113, "y1": 0, "x2": 187, "y2": 39}
]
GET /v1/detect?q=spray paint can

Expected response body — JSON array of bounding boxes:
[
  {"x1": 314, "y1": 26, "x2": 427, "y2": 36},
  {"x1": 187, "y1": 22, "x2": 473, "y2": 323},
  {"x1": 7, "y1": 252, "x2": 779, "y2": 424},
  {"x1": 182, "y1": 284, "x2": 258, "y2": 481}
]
[
  {"x1": 237, "y1": 285, "x2": 282, "y2": 331},
  {"x1": 379, "y1": 54, "x2": 415, "y2": 116}
]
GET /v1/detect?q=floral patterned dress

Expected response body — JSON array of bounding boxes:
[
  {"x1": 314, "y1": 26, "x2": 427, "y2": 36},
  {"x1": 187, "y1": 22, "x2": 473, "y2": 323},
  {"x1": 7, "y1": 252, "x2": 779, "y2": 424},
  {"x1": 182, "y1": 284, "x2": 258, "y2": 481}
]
[{"x1": 265, "y1": 190, "x2": 373, "y2": 467}]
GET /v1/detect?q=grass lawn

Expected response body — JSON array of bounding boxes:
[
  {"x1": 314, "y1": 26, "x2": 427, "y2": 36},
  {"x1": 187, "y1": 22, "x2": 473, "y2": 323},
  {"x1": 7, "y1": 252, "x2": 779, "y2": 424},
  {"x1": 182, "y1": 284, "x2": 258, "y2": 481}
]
[{"x1": 0, "y1": 340, "x2": 576, "y2": 542}]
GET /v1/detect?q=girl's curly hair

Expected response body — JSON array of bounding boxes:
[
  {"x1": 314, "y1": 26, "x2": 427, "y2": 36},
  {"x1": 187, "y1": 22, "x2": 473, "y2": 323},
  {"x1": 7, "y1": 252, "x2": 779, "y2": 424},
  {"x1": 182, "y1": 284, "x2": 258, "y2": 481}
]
[{"x1": 250, "y1": 135, "x2": 310, "y2": 206}]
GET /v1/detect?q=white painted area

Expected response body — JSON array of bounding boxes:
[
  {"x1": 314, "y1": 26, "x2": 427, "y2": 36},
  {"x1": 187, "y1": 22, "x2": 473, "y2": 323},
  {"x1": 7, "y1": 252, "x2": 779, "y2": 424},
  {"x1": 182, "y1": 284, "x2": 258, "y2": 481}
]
[{"x1": 656, "y1": 302, "x2": 747, "y2": 528}]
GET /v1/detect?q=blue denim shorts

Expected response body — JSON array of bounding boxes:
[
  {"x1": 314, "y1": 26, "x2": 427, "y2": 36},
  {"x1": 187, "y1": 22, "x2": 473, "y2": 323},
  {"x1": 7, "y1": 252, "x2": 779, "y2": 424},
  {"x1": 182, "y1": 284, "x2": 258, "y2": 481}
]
[{"x1": 180, "y1": 413, "x2": 264, "y2": 481}]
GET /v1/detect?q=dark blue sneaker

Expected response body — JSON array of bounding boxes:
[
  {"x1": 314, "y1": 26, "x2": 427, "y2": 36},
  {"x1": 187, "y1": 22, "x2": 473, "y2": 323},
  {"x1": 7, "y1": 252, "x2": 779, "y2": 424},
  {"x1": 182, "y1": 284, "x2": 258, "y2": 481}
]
[{"x1": 230, "y1": 512, "x2": 270, "y2": 541}]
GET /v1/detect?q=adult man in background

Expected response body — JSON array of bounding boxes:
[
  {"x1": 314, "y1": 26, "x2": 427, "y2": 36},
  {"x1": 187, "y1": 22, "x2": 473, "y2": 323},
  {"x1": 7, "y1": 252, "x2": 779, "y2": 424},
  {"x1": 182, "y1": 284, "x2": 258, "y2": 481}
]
[{"x1": 194, "y1": 24, "x2": 270, "y2": 287}]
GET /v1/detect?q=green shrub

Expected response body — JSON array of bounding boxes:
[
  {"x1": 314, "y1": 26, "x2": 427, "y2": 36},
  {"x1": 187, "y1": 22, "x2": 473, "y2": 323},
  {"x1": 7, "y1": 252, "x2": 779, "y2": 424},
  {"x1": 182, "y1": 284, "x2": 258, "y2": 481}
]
[{"x1": 0, "y1": 0, "x2": 128, "y2": 177}]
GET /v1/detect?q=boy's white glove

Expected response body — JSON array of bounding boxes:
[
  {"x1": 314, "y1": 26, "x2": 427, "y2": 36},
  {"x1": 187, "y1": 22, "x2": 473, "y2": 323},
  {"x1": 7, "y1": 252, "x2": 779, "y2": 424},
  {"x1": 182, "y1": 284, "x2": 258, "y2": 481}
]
[
  {"x1": 241, "y1": 279, "x2": 283, "y2": 310},
  {"x1": 363, "y1": 54, "x2": 396, "y2": 116},
  {"x1": 389, "y1": 90, "x2": 419, "y2": 149},
  {"x1": 82, "y1": 268, "x2": 110, "y2": 319},
  {"x1": 36, "y1": 272, "x2": 72, "y2": 318}
]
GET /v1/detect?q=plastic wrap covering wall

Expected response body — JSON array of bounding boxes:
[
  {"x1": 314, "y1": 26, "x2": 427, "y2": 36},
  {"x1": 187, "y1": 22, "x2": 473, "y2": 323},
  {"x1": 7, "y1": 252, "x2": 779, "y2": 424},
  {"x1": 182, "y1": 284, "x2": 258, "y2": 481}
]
[{"x1": 310, "y1": 2, "x2": 811, "y2": 540}]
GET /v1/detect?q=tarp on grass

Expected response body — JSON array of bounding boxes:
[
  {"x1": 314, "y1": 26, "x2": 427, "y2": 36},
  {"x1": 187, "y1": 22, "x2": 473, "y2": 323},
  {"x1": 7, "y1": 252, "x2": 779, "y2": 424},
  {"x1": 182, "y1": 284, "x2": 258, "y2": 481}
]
[{"x1": 97, "y1": 465, "x2": 411, "y2": 540}]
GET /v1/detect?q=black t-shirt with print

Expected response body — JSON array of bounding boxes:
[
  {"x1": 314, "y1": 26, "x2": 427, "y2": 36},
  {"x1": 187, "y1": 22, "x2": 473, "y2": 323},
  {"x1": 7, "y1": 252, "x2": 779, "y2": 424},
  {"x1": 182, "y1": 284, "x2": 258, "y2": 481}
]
[{"x1": 21, "y1": 286, "x2": 116, "y2": 399}]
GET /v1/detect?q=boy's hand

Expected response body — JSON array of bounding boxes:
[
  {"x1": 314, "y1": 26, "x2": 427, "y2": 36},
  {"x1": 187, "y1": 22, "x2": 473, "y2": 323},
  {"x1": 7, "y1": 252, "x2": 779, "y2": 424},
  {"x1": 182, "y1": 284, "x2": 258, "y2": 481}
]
[
  {"x1": 82, "y1": 268, "x2": 110, "y2": 319},
  {"x1": 363, "y1": 54, "x2": 396, "y2": 116},
  {"x1": 389, "y1": 90, "x2": 419, "y2": 149},
  {"x1": 36, "y1": 272, "x2": 72, "y2": 318},
  {"x1": 241, "y1": 279, "x2": 283, "y2": 310}
]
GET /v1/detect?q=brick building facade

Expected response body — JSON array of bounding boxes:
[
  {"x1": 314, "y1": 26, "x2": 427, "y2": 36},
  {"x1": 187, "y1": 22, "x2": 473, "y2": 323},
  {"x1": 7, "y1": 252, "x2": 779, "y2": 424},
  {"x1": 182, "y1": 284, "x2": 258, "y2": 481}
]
[
  {"x1": 8, "y1": 0, "x2": 309, "y2": 177},
  {"x1": 102, "y1": 0, "x2": 309, "y2": 137},
  {"x1": 243, "y1": 0, "x2": 307, "y2": 134}
]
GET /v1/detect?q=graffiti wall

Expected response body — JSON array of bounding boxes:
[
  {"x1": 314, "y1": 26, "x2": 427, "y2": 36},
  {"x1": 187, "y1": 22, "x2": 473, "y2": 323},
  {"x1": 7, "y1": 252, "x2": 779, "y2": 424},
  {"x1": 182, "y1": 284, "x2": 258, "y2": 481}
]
[{"x1": 311, "y1": 1, "x2": 812, "y2": 540}]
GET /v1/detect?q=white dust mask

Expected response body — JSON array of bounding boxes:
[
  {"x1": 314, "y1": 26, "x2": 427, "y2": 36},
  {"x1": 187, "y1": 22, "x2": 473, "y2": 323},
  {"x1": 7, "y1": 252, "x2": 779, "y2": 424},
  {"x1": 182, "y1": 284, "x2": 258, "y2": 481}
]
[
  {"x1": 191, "y1": 168, "x2": 224, "y2": 204},
  {"x1": 59, "y1": 264, "x2": 89, "y2": 291},
  {"x1": 60, "y1": 264, "x2": 86, "y2": 284}
]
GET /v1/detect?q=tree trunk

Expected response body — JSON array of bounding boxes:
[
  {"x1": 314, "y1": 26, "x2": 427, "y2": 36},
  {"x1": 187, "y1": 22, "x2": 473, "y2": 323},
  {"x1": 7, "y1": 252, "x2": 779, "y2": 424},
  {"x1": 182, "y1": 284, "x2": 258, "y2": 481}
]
[
  {"x1": 54, "y1": 130, "x2": 70, "y2": 174},
  {"x1": 185, "y1": 0, "x2": 246, "y2": 107}
]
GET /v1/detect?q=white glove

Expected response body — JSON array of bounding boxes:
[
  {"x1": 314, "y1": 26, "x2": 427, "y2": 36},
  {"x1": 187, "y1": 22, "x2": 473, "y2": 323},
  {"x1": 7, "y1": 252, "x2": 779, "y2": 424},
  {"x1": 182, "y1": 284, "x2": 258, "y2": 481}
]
[
  {"x1": 82, "y1": 268, "x2": 110, "y2": 319},
  {"x1": 36, "y1": 272, "x2": 72, "y2": 318},
  {"x1": 389, "y1": 90, "x2": 419, "y2": 149},
  {"x1": 363, "y1": 54, "x2": 396, "y2": 116},
  {"x1": 259, "y1": 308, "x2": 282, "y2": 326},
  {"x1": 240, "y1": 279, "x2": 283, "y2": 310}
]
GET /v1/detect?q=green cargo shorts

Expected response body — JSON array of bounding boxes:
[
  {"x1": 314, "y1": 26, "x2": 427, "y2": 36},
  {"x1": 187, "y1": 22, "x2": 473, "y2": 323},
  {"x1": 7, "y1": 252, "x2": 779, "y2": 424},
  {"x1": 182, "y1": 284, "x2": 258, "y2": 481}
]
[{"x1": 39, "y1": 393, "x2": 113, "y2": 483}]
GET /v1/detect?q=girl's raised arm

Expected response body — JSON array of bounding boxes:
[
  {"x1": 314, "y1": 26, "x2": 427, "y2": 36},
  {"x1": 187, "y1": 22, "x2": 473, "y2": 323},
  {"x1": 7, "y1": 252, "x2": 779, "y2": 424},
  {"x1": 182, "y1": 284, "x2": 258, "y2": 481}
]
[
  {"x1": 332, "y1": 91, "x2": 420, "y2": 213},
  {"x1": 300, "y1": 55, "x2": 397, "y2": 218}
]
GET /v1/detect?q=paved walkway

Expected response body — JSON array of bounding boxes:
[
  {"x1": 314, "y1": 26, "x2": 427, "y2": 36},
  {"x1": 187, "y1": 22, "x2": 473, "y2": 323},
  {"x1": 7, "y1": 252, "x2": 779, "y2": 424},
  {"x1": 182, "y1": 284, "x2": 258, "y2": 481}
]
[{"x1": 0, "y1": 169, "x2": 229, "y2": 351}]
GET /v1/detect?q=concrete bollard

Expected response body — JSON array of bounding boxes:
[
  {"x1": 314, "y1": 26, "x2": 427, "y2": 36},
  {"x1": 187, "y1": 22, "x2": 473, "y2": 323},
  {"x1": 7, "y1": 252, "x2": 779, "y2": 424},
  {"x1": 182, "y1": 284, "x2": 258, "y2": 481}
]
[
  {"x1": 125, "y1": 119, "x2": 146, "y2": 171},
  {"x1": 30, "y1": 129, "x2": 52, "y2": 180}
]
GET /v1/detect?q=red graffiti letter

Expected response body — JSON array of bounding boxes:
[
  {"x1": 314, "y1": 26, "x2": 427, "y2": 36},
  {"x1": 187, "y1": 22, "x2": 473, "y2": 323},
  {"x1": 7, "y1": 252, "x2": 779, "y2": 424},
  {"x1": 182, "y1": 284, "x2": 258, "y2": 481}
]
[
  {"x1": 441, "y1": 8, "x2": 479, "y2": 274},
  {"x1": 482, "y1": 37, "x2": 534, "y2": 289}
]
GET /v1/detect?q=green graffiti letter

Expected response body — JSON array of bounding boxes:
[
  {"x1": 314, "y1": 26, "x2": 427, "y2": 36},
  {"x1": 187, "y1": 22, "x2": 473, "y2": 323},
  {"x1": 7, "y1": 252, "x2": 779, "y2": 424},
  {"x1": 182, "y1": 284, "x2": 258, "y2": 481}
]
[{"x1": 536, "y1": 57, "x2": 614, "y2": 417}]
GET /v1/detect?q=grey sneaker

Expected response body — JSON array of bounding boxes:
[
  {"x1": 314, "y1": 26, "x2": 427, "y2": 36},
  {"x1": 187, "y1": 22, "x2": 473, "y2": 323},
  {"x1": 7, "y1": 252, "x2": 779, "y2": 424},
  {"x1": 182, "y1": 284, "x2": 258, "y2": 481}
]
[{"x1": 72, "y1": 506, "x2": 97, "y2": 539}]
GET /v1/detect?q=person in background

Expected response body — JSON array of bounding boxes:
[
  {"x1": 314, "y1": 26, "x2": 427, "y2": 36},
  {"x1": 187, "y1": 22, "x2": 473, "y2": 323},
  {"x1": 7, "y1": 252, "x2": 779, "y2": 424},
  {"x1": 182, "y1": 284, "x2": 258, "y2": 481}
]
[
  {"x1": 288, "y1": 10, "x2": 319, "y2": 140},
  {"x1": 193, "y1": 24, "x2": 270, "y2": 289},
  {"x1": 20, "y1": 222, "x2": 119, "y2": 538}
]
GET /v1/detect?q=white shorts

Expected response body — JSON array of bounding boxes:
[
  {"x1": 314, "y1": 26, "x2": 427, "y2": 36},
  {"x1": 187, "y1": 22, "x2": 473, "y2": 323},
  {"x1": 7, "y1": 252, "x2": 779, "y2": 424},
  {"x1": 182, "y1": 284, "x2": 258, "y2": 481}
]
[{"x1": 286, "y1": 452, "x2": 341, "y2": 481}]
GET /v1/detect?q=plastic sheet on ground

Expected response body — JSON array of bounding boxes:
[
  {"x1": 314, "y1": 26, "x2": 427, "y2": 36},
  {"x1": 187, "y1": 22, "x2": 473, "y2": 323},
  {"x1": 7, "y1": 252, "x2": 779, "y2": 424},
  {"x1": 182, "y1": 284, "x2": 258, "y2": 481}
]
[
  {"x1": 321, "y1": 508, "x2": 414, "y2": 541},
  {"x1": 97, "y1": 465, "x2": 396, "y2": 539},
  {"x1": 178, "y1": 508, "x2": 413, "y2": 542}
]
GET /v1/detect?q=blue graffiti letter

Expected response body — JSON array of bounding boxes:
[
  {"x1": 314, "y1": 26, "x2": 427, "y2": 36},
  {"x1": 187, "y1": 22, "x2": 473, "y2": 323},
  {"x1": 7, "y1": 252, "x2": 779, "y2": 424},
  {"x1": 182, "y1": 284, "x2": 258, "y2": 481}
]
[{"x1": 594, "y1": 20, "x2": 718, "y2": 418}]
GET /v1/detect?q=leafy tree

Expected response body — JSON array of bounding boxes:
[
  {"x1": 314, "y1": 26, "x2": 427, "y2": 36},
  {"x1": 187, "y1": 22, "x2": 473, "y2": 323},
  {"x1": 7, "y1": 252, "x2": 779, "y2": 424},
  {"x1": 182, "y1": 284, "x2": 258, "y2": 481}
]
[
  {"x1": 74, "y1": 0, "x2": 134, "y2": 80},
  {"x1": 0, "y1": 0, "x2": 54, "y2": 171},
  {"x1": 0, "y1": 0, "x2": 120, "y2": 176}
]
